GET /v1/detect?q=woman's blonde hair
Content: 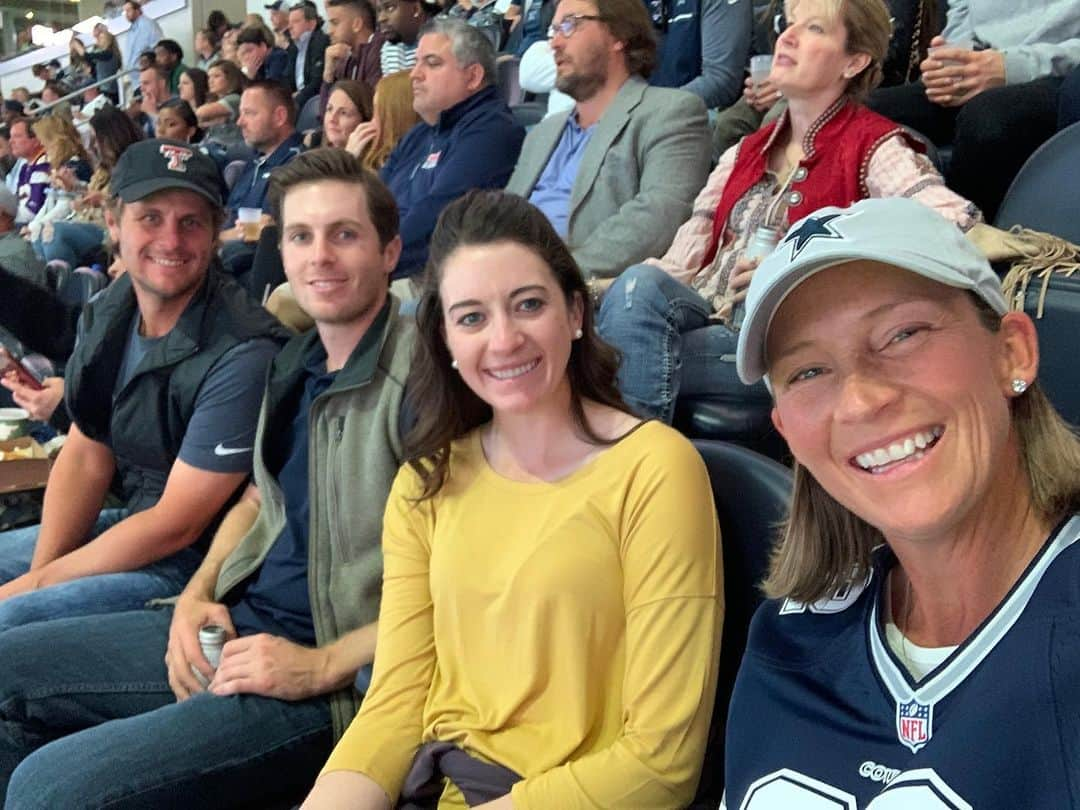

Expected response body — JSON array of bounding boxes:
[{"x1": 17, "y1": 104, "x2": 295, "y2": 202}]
[
  {"x1": 785, "y1": 0, "x2": 892, "y2": 100},
  {"x1": 360, "y1": 71, "x2": 418, "y2": 172},
  {"x1": 33, "y1": 115, "x2": 89, "y2": 167},
  {"x1": 764, "y1": 297, "x2": 1080, "y2": 603}
]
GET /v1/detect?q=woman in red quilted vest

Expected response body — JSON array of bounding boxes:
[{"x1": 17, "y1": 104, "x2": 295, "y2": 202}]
[{"x1": 596, "y1": 0, "x2": 980, "y2": 423}]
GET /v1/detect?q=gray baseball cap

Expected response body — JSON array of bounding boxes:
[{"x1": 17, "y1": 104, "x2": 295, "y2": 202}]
[{"x1": 736, "y1": 198, "x2": 1005, "y2": 385}]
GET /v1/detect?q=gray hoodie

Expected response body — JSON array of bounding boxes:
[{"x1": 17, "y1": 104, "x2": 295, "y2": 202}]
[{"x1": 943, "y1": 0, "x2": 1080, "y2": 84}]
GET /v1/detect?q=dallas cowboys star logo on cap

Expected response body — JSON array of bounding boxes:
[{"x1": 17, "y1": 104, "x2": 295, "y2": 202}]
[{"x1": 782, "y1": 212, "x2": 846, "y2": 258}]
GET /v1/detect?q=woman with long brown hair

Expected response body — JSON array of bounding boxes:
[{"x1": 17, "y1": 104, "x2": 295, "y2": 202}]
[
  {"x1": 344, "y1": 71, "x2": 418, "y2": 171},
  {"x1": 38, "y1": 106, "x2": 143, "y2": 267},
  {"x1": 303, "y1": 190, "x2": 722, "y2": 809}
]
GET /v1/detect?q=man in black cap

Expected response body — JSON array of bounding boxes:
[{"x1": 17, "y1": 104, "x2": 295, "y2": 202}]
[
  {"x1": 0, "y1": 139, "x2": 287, "y2": 635},
  {"x1": 0, "y1": 148, "x2": 413, "y2": 810}
]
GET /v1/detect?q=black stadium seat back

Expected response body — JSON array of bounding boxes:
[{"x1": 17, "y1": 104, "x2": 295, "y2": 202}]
[
  {"x1": 1022, "y1": 273, "x2": 1080, "y2": 428},
  {"x1": 674, "y1": 395, "x2": 787, "y2": 462},
  {"x1": 690, "y1": 440, "x2": 792, "y2": 805},
  {"x1": 246, "y1": 225, "x2": 287, "y2": 304},
  {"x1": 995, "y1": 121, "x2": 1080, "y2": 244},
  {"x1": 56, "y1": 268, "x2": 107, "y2": 309},
  {"x1": 296, "y1": 95, "x2": 322, "y2": 134},
  {"x1": 495, "y1": 54, "x2": 524, "y2": 107},
  {"x1": 510, "y1": 101, "x2": 547, "y2": 129}
]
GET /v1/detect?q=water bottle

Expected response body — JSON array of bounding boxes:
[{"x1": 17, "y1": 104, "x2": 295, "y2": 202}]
[{"x1": 731, "y1": 225, "x2": 781, "y2": 330}]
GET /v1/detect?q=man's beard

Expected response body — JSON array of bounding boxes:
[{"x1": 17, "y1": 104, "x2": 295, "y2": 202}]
[{"x1": 554, "y1": 53, "x2": 607, "y2": 102}]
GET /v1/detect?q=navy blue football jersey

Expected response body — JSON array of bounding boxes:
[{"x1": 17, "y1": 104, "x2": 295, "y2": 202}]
[{"x1": 723, "y1": 515, "x2": 1080, "y2": 809}]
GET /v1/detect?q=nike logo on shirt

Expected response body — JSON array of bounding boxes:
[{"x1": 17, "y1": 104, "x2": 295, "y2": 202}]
[{"x1": 214, "y1": 442, "x2": 253, "y2": 456}]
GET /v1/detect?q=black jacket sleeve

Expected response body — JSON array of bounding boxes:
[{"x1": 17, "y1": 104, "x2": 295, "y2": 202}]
[{"x1": 0, "y1": 267, "x2": 81, "y2": 361}]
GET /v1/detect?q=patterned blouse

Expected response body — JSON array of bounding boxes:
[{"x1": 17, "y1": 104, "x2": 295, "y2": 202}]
[{"x1": 645, "y1": 107, "x2": 982, "y2": 315}]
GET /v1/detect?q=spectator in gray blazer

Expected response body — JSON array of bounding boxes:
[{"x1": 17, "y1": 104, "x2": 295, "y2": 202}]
[{"x1": 505, "y1": 0, "x2": 710, "y2": 287}]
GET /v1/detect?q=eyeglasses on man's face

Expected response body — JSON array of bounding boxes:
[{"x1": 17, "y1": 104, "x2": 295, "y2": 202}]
[{"x1": 547, "y1": 14, "x2": 602, "y2": 40}]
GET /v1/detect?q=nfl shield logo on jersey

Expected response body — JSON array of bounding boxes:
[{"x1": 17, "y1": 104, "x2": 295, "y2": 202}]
[{"x1": 896, "y1": 698, "x2": 933, "y2": 753}]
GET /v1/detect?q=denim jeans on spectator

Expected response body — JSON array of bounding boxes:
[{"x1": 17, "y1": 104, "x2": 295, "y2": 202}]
[
  {"x1": 0, "y1": 609, "x2": 333, "y2": 808},
  {"x1": 39, "y1": 221, "x2": 108, "y2": 268},
  {"x1": 0, "y1": 509, "x2": 203, "y2": 634},
  {"x1": 597, "y1": 264, "x2": 770, "y2": 423}
]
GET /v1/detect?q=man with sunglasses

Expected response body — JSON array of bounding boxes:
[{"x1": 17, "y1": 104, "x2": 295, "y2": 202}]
[{"x1": 506, "y1": 0, "x2": 710, "y2": 287}]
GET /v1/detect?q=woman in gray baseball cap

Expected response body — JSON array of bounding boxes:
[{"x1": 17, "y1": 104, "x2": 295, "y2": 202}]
[{"x1": 723, "y1": 197, "x2": 1080, "y2": 808}]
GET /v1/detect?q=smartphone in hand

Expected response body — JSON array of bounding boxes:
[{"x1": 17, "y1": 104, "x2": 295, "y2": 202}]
[{"x1": 0, "y1": 347, "x2": 45, "y2": 391}]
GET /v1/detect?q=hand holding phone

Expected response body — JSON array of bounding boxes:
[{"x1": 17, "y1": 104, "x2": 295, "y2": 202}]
[{"x1": 0, "y1": 347, "x2": 45, "y2": 391}]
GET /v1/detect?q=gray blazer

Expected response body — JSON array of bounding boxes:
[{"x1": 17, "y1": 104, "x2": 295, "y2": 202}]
[{"x1": 506, "y1": 77, "x2": 711, "y2": 279}]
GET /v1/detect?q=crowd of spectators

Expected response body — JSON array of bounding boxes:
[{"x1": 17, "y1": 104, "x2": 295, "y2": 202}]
[{"x1": 0, "y1": 0, "x2": 1078, "y2": 805}]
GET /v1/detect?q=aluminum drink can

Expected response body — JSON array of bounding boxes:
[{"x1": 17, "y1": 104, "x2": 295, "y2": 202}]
[
  {"x1": 732, "y1": 225, "x2": 782, "y2": 330},
  {"x1": 191, "y1": 624, "x2": 227, "y2": 686}
]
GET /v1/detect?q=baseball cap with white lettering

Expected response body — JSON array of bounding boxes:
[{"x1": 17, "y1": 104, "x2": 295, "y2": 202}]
[
  {"x1": 735, "y1": 198, "x2": 1006, "y2": 385},
  {"x1": 110, "y1": 138, "x2": 225, "y2": 208}
]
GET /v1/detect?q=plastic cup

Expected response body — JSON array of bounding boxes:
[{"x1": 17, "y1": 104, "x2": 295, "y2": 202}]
[
  {"x1": 749, "y1": 54, "x2": 773, "y2": 88},
  {"x1": 928, "y1": 40, "x2": 973, "y2": 66},
  {"x1": 236, "y1": 207, "x2": 262, "y2": 241},
  {"x1": 0, "y1": 408, "x2": 30, "y2": 440}
]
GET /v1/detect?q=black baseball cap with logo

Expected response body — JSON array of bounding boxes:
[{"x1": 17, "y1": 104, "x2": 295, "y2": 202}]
[{"x1": 110, "y1": 139, "x2": 226, "y2": 209}]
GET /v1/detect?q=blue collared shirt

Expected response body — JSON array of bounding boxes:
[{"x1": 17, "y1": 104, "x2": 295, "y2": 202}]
[
  {"x1": 123, "y1": 13, "x2": 164, "y2": 70},
  {"x1": 294, "y1": 30, "x2": 312, "y2": 91},
  {"x1": 528, "y1": 114, "x2": 595, "y2": 238}
]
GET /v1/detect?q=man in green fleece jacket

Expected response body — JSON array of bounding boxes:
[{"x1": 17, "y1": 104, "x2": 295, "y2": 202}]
[{"x1": 0, "y1": 149, "x2": 415, "y2": 808}]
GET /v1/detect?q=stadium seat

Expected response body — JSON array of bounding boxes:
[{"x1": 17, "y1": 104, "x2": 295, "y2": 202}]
[
  {"x1": 674, "y1": 395, "x2": 787, "y2": 462},
  {"x1": 995, "y1": 121, "x2": 1080, "y2": 244},
  {"x1": 495, "y1": 54, "x2": 525, "y2": 107},
  {"x1": 510, "y1": 101, "x2": 547, "y2": 129},
  {"x1": 56, "y1": 267, "x2": 107, "y2": 308},
  {"x1": 222, "y1": 159, "x2": 248, "y2": 191},
  {"x1": 242, "y1": 225, "x2": 287, "y2": 304},
  {"x1": 690, "y1": 440, "x2": 792, "y2": 806},
  {"x1": 296, "y1": 95, "x2": 322, "y2": 134},
  {"x1": 1018, "y1": 271, "x2": 1080, "y2": 428}
]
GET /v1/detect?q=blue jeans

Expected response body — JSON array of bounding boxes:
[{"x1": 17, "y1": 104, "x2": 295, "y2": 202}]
[
  {"x1": 0, "y1": 609, "x2": 333, "y2": 808},
  {"x1": 38, "y1": 221, "x2": 107, "y2": 267},
  {"x1": 597, "y1": 264, "x2": 770, "y2": 423},
  {"x1": 0, "y1": 509, "x2": 203, "y2": 634}
]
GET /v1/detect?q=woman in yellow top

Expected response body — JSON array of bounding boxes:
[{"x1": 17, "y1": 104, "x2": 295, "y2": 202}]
[{"x1": 302, "y1": 190, "x2": 723, "y2": 809}]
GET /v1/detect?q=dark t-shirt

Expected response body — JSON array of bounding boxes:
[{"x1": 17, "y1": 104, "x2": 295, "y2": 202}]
[
  {"x1": 113, "y1": 313, "x2": 277, "y2": 474},
  {"x1": 229, "y1": 344, "x2": 335, "y2": 645}
]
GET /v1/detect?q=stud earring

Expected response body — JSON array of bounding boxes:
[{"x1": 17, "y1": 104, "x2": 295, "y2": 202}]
[
  {"x1": 1011, "y1": 378, "x2": 1028, "y2": 394},
  {"x1": 451, "y1": 359, "x2": 459, "y2": 370},
  {"x1": 574, "y1": 328, "x2": 583, "y2": 339}
]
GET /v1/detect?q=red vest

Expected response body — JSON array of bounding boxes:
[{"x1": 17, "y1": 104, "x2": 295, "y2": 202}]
[{"x1": 701, "y1": 99, "x2": 922, "y2": 267}]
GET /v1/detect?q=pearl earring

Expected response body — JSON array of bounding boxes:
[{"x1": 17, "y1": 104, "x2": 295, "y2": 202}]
[
  {"x1": 1011, "y1": 378, "x2": 1028, "y2": 394},
  {"x1": 451, "y1": 359, "x2": 459, "y2": 370},
  {"x1": 574, "y1": 328, "x2": 583, "y2": 339}
]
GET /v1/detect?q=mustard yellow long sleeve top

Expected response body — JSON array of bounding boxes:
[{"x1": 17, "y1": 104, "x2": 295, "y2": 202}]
[{"x1": 322, "y1": 420, "x2": 723, "y2": 808}]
